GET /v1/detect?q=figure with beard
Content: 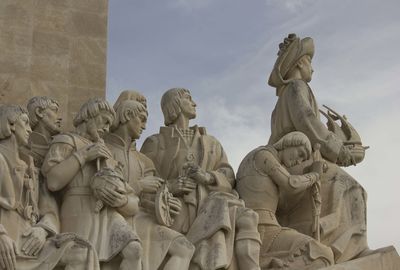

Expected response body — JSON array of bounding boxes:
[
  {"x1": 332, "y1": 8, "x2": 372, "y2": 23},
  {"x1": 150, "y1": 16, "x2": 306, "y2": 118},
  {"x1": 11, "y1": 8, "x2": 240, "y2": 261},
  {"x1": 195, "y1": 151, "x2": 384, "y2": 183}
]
[
  {"x1": 237, "y1": 131, "x2": 334, "y2": 269},
  {"x1": 41, "y1": 98, "x2": 142, "y2": 270},
  {"x1": 0, "y1": 105, "x2": 99, "y2": 270}
]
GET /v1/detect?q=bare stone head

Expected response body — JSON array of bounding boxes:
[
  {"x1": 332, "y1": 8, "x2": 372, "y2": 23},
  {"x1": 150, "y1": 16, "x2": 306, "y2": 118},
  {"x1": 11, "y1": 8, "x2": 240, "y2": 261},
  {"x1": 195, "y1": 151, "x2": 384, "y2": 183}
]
[
  {"x1": 27, "y1": 96, "x2": 62, "y2": 135},
  {"x1": 0, "y1": 104, "x2": 32, "y2": 146},
  {"x1": 73, "y1": 98, "x2": 115, "y2": 142},
  {"x1": 161, "y1": 88, "x2": 196, "y2": 126},
  {"x1": 273, "y1": 131, "x2": 312, "y2": 168},
  {"x1": 113, "y1": 90, "x2": 147, "y2": 111},
  {"x1": 112, "y1": 100, "x2": 148, "y2": 140}
]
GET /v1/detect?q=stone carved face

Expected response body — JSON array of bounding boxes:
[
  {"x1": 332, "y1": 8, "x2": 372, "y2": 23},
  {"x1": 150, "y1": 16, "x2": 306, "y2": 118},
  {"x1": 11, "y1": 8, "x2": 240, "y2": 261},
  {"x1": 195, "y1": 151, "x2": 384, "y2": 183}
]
[
  {"x1": 128, "y1": 110, "x2": 147, "y2": 140},
  {"x1": 298, "y1": 55, "x2": 314, "y2": 83},
  {"x1": 280, "y1": 145, "x2": 309, "y2": 168},
  {"x1": 179, "y1": 91, "x2": 196, "y2": 120},
  {"x1": 40, "y1": 102, "x2": 62, "y2": 135},
  {"x1": 13, "y1": 113, "x2": 32, "y2": 146},
  {"x1": 87, "y1": 111, "x2": 114, "y2": 141}
]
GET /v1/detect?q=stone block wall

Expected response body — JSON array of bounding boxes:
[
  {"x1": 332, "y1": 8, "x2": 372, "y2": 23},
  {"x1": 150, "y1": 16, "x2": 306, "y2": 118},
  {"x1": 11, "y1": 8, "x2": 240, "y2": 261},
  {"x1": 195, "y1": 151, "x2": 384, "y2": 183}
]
[{"x1": 0, "y1": 0, "x2": 108, "y2": 128}]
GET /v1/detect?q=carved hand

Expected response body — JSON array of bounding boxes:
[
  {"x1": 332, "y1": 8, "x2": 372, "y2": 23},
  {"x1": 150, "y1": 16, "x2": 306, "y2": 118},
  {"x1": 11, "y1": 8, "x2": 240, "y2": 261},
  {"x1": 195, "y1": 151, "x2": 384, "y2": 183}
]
[
  {"x1": 169, "y1": 177, "x2": 197, "y2": 196},
  {"x1": 139, "y1": 176, "x2": 164, "y2": 194},
  {"x1": 0, "y1": 234, "x2": 16, "y2": 270},
  {"x1": 21, "y1": 227, "x2": 48, "y2": 257},
  {"x1": 167, "y1": 196, "x2": 182, "y2": 216},
  {"x1": 337, "y1": 145, "x2": 354, "y2": 167},
  {"x1": 310, "y1": 160, "x2": 327, "y2": 175},
  {"x1": 78, "y1": 142, "x2": 112, "y2": 163},
  {"x1": 97, "y1": 187, "x2": 128, "y2": 208},
  {"x1": 185, "y1": 164, "x2": 215, "y2": 186}
]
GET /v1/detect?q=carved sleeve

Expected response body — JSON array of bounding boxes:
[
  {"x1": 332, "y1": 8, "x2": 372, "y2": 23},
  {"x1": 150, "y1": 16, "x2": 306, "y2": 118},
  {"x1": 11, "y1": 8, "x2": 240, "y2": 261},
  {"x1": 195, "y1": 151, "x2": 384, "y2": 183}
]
[
  {"x1": 0, "y1": 154, "x2": 16, "y2": 211},
  {"x1": 207, "y1": 137, "x2": 235, "y2": 192},
  {"x1": 256, "y1": 150, "x2": 317, "y2": 194},
  {"x1": 286, "y1": 80, "x2": 343, "y2": 162},
  {"x1": 41, "y1": 142, "x2": 75, "y2": 175},
  {"x1": 140, "y1": 135, "x2": 162, "y2": 176}
]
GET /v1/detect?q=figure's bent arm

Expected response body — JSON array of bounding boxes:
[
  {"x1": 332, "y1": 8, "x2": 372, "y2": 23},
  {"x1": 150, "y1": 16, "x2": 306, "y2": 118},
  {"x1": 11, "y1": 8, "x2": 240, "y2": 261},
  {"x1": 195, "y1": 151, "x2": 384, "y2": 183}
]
[
  {"x1": 286, "y1": 81, "x2": 343, "y2": 162},
  {"x1": 42, "y1": 143, "x2": 81, "y2": 192},
  {"x1": 255, "y1": 150, "x2": 317, "y2": 195}
]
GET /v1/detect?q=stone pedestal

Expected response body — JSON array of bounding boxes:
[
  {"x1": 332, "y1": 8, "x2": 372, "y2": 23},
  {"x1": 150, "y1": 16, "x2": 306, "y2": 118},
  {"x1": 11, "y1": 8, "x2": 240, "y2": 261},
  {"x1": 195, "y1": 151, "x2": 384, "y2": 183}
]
[
  {"x1": 322, "y1": 246, "x2": 400, "y2": 270},
  {"x1": 0, "y1": 0, "x2": 108, "y2": 128}
]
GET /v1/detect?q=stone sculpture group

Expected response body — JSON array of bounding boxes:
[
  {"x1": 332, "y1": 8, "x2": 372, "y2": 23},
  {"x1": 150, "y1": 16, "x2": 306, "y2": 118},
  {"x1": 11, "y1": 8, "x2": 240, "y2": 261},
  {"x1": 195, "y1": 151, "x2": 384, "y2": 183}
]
[{"x1": 0, "y1": 34, "x2": 396, "y2": 270}]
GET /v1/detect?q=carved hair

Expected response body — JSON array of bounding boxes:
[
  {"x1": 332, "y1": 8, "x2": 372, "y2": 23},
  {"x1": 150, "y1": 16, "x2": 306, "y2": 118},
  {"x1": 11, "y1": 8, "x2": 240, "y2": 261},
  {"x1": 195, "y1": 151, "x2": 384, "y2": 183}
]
[
  {"x1": 113, "y1": 90, "x2": 147, "y2": 111},
  {"x1": 161, "y1": 88, "x2": 190, "y2": 126},
  {"x1": 27, "y1": 96, "x2": 59, "y2": 128},
  {"x1": 0, "y1": 105, "x2": 28, "y2": 139},
  {"x1": 273, "y1": 131, "x2": 312, "y2": 158},
  {"x1": 112, "y1": 100, "x2": 147, "y2": 130},
  {"x1": 73, "y1": 98, "x2": 115, "y2": 127}
]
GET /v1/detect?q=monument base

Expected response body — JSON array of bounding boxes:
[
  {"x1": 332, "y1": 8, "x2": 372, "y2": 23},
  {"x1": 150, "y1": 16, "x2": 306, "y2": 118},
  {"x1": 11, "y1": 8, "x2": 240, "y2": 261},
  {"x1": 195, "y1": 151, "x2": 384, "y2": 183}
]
[{"x1": 322, "y1": 246, "x2": 400, "y2": 270}]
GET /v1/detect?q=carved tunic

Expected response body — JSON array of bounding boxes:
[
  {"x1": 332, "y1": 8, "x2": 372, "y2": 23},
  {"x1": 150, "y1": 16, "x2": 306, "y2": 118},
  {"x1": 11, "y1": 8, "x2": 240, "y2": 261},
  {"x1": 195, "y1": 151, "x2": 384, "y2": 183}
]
[
  {"x1": 0, "y1": 144, "x2": 76, "y2": 269},
  {"x1": 142, "y1": 126, "x2": 260, "y2": 270},
  {"x1": 42, "y1": 133, "x2": 139, "y2": 262},
  {"x1": 105, "y1": 133, "x2": 191, "y2": 270},
  {"x1": 141, "y1": 126, "x2": 235, "y2": 233}
]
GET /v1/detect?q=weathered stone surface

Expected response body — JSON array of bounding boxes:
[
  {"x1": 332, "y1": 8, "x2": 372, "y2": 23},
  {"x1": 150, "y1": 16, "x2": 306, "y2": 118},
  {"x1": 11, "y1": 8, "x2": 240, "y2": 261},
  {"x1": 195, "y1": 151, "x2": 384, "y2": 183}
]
[
  {"x1": 0, "y1": 0, "x2": 108, "y2": 128},
  {"x1": 322, "y1": 246, "x2": 400, "y2": 270}
]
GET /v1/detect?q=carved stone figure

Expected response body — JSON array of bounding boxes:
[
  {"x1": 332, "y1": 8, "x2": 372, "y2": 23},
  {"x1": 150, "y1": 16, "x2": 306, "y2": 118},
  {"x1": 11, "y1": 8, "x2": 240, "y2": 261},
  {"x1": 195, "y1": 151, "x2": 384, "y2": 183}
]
[
  {"x1": 141, "y1": 88, "x2": 261, "y2": 270},
  {"x1": 27, "y1": 96, "x2": 63, "y2": 167},
  {"x1": 105, "y1": 98, "x2": 195, "y2": 270},
  {"x1": 0, "y1": 105, "x2": 99, "y2": 270},
  {"x1": 113, "y1": 90, "x2": 147, "y2": 110},
  {"x1": 41, "y1": 98, "x2": 142, "y2": 270},
  {"x1": 267, "y1": 34, "x2": 369, "y2": 262},
  {"x1": 237, "y1": 131, "x2": 334, "y2": 269}
]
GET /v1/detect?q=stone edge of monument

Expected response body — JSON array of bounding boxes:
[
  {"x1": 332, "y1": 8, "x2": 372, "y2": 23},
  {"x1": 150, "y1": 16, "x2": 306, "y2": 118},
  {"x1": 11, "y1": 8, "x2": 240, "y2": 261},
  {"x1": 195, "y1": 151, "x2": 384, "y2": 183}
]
[{"x1": 321, "y1": 246, "x2": 400, "y2": 270}]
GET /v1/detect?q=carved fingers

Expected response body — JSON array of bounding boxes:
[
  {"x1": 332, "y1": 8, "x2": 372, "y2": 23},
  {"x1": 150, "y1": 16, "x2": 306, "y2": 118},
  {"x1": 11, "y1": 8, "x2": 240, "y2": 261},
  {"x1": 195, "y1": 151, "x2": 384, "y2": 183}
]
[
  {"x1": 97, "y1": 188, "x2": 128, "y2": 208},
  {"x1": 139, "y1": 176, "x2": 164, "y2": 193},
  {"x1": 21, "y1": 227, "x2": 47, "y2": 257},
  {"x1": 167, "y1": 196, "x2": 182, "y2": 216},
  {"x1": 185, "y1": 165, "x2": 214, "y2": 185},
  {"x1": 82, "y1": 143, "x2": 112, "y2": 162},
  {"x1": 169, "y1": 177, "x2": 197, "y2": 196},
  {"x1": 0, "y1": 234, "x2": 17, "y2": 270}
]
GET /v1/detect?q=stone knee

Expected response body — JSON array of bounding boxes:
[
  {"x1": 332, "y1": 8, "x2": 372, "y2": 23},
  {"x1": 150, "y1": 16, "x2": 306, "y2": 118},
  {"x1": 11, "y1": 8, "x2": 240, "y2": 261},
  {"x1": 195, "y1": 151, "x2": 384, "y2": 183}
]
[
  {"x1": 169, "y1": 236, "x2": 195, "y2": 259},
  {"x1": 121, "y1": 241, "x2": 143, "y2": 262},
  {"x1": 236, "y1": 208, "x2": 260, "y2": 242}
]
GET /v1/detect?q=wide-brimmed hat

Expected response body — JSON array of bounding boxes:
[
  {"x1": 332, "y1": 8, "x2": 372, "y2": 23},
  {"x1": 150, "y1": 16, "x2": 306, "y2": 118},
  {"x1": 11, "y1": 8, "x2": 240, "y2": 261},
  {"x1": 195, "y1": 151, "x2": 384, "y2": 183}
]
[{"x1": 268, "y1": 34, "x2": 314, "y2": 93}]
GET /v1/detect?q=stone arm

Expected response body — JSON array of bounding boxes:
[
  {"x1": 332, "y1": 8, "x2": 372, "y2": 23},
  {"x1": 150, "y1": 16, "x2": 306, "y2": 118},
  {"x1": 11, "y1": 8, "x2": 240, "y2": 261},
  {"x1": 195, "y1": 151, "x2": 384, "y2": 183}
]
[
  {"x1": 0, "y1": 154, "x2": 17, "y2": 212},
  {"x1": 206, "y1": 137, "x2": 235, "y2": 192},
  {"x1": 41, "y1": 141, "x2": 82, "y2": 192},
  {"x1": 115, "y1": 184, "x2": 140, "y2": 217},
  {"x1": 140, "y1": 135, "x2": 163, "y2": 176},
  {"x1": 35, "y1": 177, "x2": 60, "y2": 235},
  {"x1": 255, "y1": 149, "x2": 319, "y2": 195},
  {"x1": 285, "y1": 80, "x2": 343, "y2": 163}
]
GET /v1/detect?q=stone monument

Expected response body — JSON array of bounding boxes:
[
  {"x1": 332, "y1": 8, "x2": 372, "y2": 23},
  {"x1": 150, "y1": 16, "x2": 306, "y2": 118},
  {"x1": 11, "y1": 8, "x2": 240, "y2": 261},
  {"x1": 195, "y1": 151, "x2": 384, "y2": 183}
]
[{"x1": 1, "y1": 3, "x2": 399, "y2": 268}]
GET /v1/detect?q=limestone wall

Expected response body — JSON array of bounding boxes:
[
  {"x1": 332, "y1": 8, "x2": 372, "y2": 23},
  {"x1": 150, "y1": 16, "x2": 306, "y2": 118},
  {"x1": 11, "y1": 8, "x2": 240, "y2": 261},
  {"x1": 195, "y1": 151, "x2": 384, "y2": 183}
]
[{"x1": 0, "y1": 0, "x2": 108, "y2": 128}]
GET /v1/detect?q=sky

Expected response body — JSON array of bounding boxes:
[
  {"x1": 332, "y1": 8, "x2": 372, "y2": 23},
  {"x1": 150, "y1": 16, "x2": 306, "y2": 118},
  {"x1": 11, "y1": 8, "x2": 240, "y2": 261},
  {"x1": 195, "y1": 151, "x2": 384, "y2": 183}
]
[{"x1": 107, "y1": 0, "x2": 400, "y2": 251}]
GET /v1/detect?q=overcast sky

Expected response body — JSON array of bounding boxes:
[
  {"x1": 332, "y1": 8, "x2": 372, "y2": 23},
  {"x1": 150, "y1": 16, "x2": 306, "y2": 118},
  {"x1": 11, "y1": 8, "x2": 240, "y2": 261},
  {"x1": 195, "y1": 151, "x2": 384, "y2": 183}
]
[{"x1": 106, "y1": 0, "x2": 400, "y2": 251}]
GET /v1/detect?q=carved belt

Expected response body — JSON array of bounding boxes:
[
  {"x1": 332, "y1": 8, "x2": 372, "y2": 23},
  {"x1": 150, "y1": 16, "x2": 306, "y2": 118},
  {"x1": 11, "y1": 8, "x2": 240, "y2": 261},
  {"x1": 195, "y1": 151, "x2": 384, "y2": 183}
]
[
  {"x1": 64, "y1": 187, "x2": 92, "y2": 197},
  {"x1": 255, "y1": 209, "x2": 280, "y2": 226}
]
